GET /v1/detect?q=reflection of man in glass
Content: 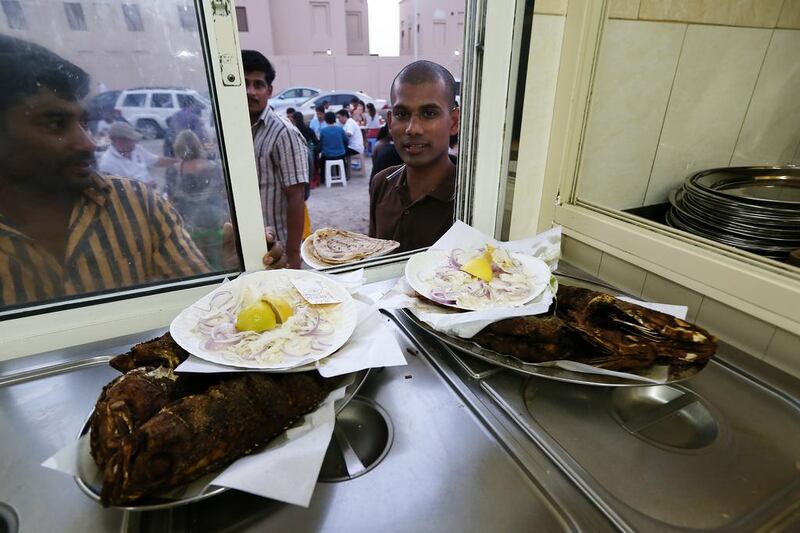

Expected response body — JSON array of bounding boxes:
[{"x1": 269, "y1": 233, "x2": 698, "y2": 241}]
[
  {"x1": 369, "y1": 61, "x2": 460, "y2": 252},
  {"x1": 0, "y1": 36, "x2": 213, "y2": 308},
  {"x1": 98, "y1": 122, "x2": 175, "y2": 190},
  {"x1": 0, "y1": 36, "x2": 293, "y2": 311}
]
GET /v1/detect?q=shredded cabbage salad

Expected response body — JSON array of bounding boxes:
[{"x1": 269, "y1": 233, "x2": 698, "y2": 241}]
[
  {"x1": 420, "y1": 246, "x2": 536, "y2": 309},
  {"x1": 192, "y1": 276, "x2": 342, "y2": 365}
]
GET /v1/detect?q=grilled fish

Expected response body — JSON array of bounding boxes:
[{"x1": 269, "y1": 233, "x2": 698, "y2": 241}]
[
  {"x1": 98, "y1": 372, "x2": 331, "y2": 506},
  {"x1": 109, "y1": 333, "x2": 190, "y2": 373}
]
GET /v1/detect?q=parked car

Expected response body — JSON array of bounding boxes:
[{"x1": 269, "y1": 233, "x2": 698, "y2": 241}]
[
  {"x1": 293, "y1": 90, "x2": 377, "y2": 123},
  {"x1": 85, "y1": 90, "x2": 122, "y2": 134},
  {"x1": 114, "y1": 88, "x2": 213, "y2": 139},
  {"x1": 269, "y1": 86, "x2": 320, "y2": 112}
]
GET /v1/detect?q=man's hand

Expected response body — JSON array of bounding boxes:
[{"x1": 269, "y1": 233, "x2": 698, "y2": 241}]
[{"x1": 222, "y1": 222, "x2": 288, "y2": 270}]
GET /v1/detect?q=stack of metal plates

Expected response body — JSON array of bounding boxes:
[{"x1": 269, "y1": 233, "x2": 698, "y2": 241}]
[{"x1": 667, "y1": 166, "x2": 800, "y2": 261}]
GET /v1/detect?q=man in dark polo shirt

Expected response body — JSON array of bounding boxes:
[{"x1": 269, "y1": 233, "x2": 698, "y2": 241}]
[{"x1": 369, "y1": 60, "x2": 459, "y2": 252}]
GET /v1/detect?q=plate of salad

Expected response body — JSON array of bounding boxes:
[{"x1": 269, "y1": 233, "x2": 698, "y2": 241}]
[
  {"x1": 170, "y1": 270, "x2": 357, "y2": 370},
  {"x1": 405, "y1": 245, "x2": 552, "y2": 311}
]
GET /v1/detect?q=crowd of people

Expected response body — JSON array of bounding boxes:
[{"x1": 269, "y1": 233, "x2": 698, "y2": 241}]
[{"x1": 0, "y1": 32, "x2": 460, "y2": 310}]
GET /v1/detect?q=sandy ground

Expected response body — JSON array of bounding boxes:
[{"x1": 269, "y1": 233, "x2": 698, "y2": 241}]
[{"x1": 306, "y1": 157, "x2": 372, "y2": 235}]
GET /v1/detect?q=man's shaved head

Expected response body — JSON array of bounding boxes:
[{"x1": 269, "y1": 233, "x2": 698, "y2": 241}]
[{"x1": 390, "y1": 60, "x2": 457, "y2": 108}]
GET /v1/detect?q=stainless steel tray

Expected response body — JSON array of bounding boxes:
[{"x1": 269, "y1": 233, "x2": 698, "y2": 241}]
[
  {"x1": 74, "y1": 368, "x2": 370, "y2": 511},
  {"x1": 400, "y1": 308, "x2": 706, "y2": 388},
  {"x1": 692, "y1": 166, "x2": 800, "y2": 206}
]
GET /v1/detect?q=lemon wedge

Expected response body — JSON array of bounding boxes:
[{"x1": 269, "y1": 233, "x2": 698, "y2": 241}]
[
  {"x1": 460, "y1": 245, "x2": 495, "y2": 282},
  {"x1": 235, "y1": 301, "x2": 277, "y2": 332},
  {"x1": 263, "y1": 297, "x2": 294, "y2": 324}
]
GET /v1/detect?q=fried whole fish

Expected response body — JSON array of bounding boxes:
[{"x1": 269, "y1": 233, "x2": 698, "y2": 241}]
[
  {"x1": 109, "y1": 333, "x2": 190, "y2": 373},
  {"x1": 556, "y1": 286, "x2": 716, "y2": 365},
  {"x1": 469, "y1": 285, "x2": 716, "y2": 372},
  {"x1": 90, "y1": 367, "x2": 181, "y2": 473},
  {"x1": 99, "y1": 372, "x2": 331, "y2": 506}
]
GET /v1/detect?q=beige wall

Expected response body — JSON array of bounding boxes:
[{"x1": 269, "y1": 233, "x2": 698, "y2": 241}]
[
  {"x1": 578, "y1": 0, "x2": 800, "y2": 209},
  {"x1": 398, "y1": 0, "x2": 465, "y2": 59},
  {"x1": 236, "y1": 0, "x2": 369, "y2": 57}
]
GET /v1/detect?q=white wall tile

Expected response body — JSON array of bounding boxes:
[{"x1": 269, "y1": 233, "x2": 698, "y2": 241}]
[
  {"x1": 695, "y1": 297, "x2": 776, "y2": 357},
  {"x1": 509, "y1": 14, "x2": 565, "y2": 239},
  {"x1": 731, "y1": 30, "x2": 800, "y2": 166},
  {"x1": 598, "y1": 253, "x2": 647, "y2": 296},
  {"x1": 577, "y1": 20, "x2": 685, "y2": 209},
  {"x1": 608, "y1": 0, "x2": 641, "y2": 20},
  {"x1": 644, "y1": 25, "x2": 772, "y2": 205},
  {"x1": 641, "y1": 272, "x2": 704, "y2": 321},
  {"x1": 764, "y1": 328, "x2": 800, "y2": 379},
  {"x1": 533, "y1": 0, "x2": 567, "y2": 16},
  {"x1": 561, "y1": 236, "x2": 603, "y2": 276}
]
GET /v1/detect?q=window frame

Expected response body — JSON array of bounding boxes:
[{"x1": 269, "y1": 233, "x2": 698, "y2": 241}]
[
  {"x1": 0, "y1": 0, "x2": 524, "y2": 358},
  {"x1": 510, "y1": 0, "x2": 800, "y2": 335},
  {"x1": 64, "y1": 2, "x2": 88, "y2": 31}
]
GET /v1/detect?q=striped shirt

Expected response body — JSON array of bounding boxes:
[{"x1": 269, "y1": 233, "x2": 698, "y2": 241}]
[
  {"x1": 0, "y1": 174, "x2": 210, "y2": 310},
  {"x1": 251, "y1": 107, "x2": 309, "y2": 244}
]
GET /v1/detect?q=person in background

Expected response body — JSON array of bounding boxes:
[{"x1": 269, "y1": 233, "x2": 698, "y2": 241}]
[
  {"x1": 0, "y1": 36, "x2": 282, "y2": 309},
  {"x1": 365, "y1": 102, "x2": 382, "y2": 130},
  {"x1": 318, "y1": 111, "x2": 348, "y2": 180},
  {"x1": 291, "y1": 111, "x2": 318, "y2": 190},
  {"x1": 370, "y1": 124, "x2": 403, "y2": 183},
  {"x1": 309, "y1": 104, "x2": 325, "y2": 138},
  {"x1": 165, "y1": 130, "x2": 228, "y2": 268},
  {"x1": 164, "y1": 97, "x2": 209, "y2": 157},
  {"x1": 369, "y1": 60, "x2": 459, "y2": 252},
  {"x1": 352, "y1": 99, "x2": 366, "y2": 127},
  {"x1": 336, "y1": 108, "x2": 364, "y2": 178},
  {"x1": 285, "y1": 107, "x2": 295, "y2": 119},
  {"x1": 242, "y1": 49, "x2": 309, "y2": 269},
  {"x1": 98, "y1": 122, "x2": 176, "y2": 191}
]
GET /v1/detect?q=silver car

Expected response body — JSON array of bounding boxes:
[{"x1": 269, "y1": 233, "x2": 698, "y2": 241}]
[
  {"x1": 269, "y1": 86, "x2": 320, "y2": 113},
  {"x1": 292, "y1": 90, "x2": 378, "y2": 123}
]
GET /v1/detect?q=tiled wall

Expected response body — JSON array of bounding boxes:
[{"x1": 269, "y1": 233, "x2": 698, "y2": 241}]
[
  {"x1": 576, "y1": 0, "x2": 800, "y2": 210},
  {"x1": 562, "y1": 235, "x2": 800, "y2": 379}
]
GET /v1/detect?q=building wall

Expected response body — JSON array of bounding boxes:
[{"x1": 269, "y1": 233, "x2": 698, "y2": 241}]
[
  {"x1": 344, "y1": 0, "x2": 369, "y2": 56},
  {"x1": 398, "y1": 0, "x2": 465, "y2": 59},
  {"x1": 1, "y1": 0, "x2": 211, "y2": 94}
]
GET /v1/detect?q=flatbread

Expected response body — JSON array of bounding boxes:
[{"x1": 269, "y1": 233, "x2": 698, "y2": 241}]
[{"x1": 309, "y1": 228, "x2": 400, "y2": 265}]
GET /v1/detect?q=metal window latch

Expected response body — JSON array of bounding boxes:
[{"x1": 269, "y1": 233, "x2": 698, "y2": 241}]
[{"x1": 208, "y1": 0, "x2": 240, "y2": 86}]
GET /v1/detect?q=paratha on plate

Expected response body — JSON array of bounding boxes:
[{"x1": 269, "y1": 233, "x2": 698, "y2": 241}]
[{"x1": 309, "y1": 228, "x2": 399, "y2": 265}]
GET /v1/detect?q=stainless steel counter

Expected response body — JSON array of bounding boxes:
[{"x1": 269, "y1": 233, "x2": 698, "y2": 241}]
[
  {"x1": 0, "y1": 311, "x2": 610, "y2": 533},
  {"x1": 2, "y1": 270, "x2": 799, "y2": 533}
]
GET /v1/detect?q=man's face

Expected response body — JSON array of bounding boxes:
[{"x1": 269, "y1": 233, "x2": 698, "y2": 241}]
[
  {"x1": 244, "y1": 70, "x2": 272, "y2": 116},
  {"x1": 337, "y1": 114, "x2": 347, "y2": 125},
  {"x1": 388, "y1": 79, "x2": 459, "y2": 168},
  {"x1": 110, "y1": 135, "x2": 137, "y2": 156},
  {"x1": 316, "y1": 110, "x2": 325, "y2": 122},
  {"x1": 0, "y1": 89, "x2": 96, "y2": 192}
]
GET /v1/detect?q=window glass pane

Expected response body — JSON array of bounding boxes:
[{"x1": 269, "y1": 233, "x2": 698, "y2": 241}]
[
  {"x1": 122, "y1": 4, "x2": 144, "y2": 32},
  {"x1": 0, "y1": 2, "x2": 240, "y2": 315},
  {"x1": 1, "y1": 0, "x2": 27, "y2": 30},
  {"x1": 121, "y1": 93, "x2": 146, "y2": 107},
  {"x1": 177, "y1": 5, "x2": 196, "y2": 32},
  {"x1": 235, "y1": 6, "x2": 248, "y2": 32},
  {"x1": 151, "y1": 92, "x2": 174, "y2": 108},
  {"x1": 239, "y1": 0, "x2": 466, "y2": 266},
  {"x1": 64, "y1": 2, "x2": 87, "y2": 31},
  {"x1": 573, "y1": 8, "x2": 800, "y2": 269}
]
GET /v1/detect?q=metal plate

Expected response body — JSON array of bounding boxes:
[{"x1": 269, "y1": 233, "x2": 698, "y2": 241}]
[
  {"x1": 74, "y1": 368, "x2": 370, "y2": 511},
  {"x1": 400, "y1": 309, "x2": 706, "y2": 388},
  {"x1": 692, "y1": 166, "x2": 800, "y2": 206}
]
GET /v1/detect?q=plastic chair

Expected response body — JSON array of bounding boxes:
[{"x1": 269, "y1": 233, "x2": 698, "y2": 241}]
[
  {"x1": 350, "y1": 152, "x2": 365, "y2": 176},
  {"x1": 324, "y1": 159, "x2": 347, "y2": 188}
]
